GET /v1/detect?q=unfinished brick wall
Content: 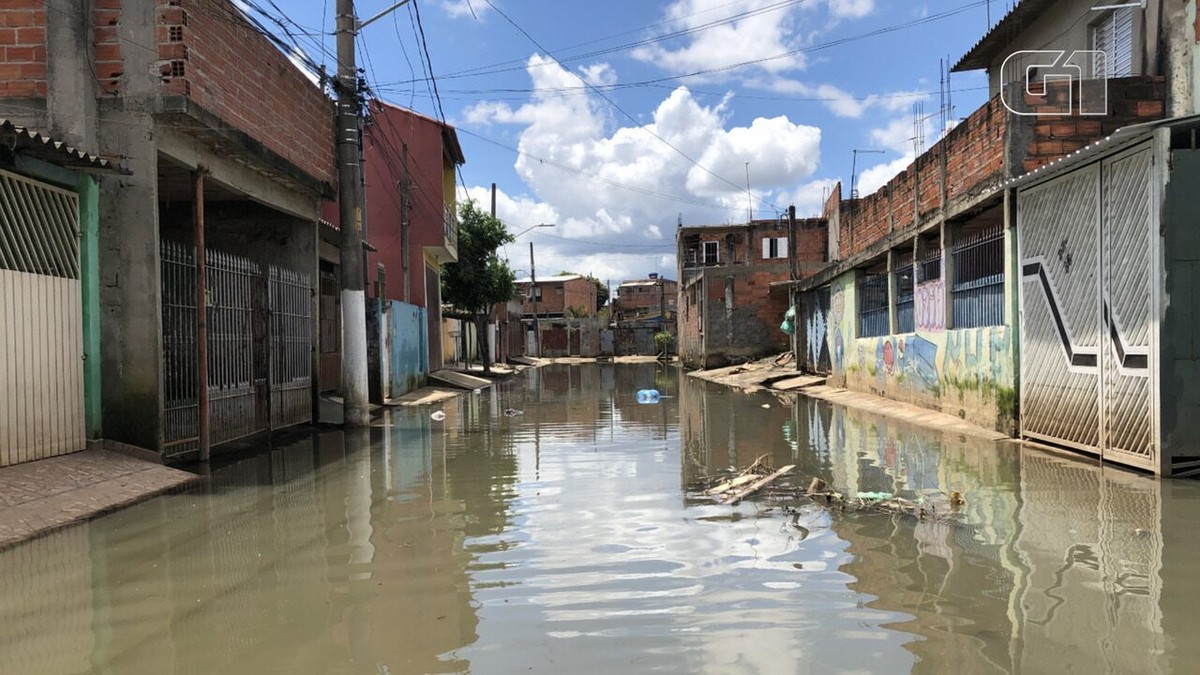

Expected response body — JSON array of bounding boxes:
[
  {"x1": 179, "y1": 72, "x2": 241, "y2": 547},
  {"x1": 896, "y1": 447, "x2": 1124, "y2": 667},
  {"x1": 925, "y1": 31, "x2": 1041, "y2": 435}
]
[
  {"x1": 93, "y1": 0, "x2": 122, "y2": 95},
  {"x1": 0, "y1": 4, "x2": 47, "y2": 98},
  {"x1": 156, "y1": 0, "x2": 336, "y2": 185},
  {"x1": 840, "y1": 97, "x2": 1009, "y2": 260},
  {"x1": 838, "y1": 76, "x2": 1167, "y2": 261},
  {"x1": 1024, "y1": 76, "x2": 1167, "y2": 172}
]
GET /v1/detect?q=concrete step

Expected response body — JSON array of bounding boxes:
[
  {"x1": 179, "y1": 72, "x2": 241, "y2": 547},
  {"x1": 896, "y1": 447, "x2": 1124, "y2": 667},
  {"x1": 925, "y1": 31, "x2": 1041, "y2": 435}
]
[{"x1": 429, "y1": 369, "x2": 493, "y2": 390}]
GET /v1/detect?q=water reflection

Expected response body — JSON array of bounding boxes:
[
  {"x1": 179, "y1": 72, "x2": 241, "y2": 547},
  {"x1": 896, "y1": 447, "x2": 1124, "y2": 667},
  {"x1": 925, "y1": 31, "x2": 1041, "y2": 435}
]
[
  {"x1": 679, "y1": 374, "x2": 1191, "y2": 673},
  {"x1": 1, "y1": 364, "x2": 1199, "y2": 674}
]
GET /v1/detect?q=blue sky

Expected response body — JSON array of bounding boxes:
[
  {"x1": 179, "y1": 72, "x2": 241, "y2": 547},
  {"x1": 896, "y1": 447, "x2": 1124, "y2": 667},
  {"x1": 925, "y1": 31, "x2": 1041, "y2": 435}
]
[{"x1": 272, "y1": 0, "x2": 998, "y2": 285}]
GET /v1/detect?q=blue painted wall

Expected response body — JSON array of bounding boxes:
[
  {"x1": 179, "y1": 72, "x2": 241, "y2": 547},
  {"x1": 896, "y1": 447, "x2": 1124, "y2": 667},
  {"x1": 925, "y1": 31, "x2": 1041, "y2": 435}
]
[{"x1": 389, "y1": 301, "x2": 428, "y2": 396}]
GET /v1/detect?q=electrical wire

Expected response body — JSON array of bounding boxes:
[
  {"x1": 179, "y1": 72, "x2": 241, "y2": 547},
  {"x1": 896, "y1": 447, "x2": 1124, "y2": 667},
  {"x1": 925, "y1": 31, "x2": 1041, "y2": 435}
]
[{"x1": 480, "y1": 0, "x2": 782, "y2": 213}]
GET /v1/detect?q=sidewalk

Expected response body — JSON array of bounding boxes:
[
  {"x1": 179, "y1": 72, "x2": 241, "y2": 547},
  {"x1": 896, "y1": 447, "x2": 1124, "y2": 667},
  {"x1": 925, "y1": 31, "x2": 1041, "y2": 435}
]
[
  {"x1": 0, "y1": 449, "x2": 197, "y2": 551},
  {"x1": 688, "y1": 356, "x2": 1009, "y2": 442}
]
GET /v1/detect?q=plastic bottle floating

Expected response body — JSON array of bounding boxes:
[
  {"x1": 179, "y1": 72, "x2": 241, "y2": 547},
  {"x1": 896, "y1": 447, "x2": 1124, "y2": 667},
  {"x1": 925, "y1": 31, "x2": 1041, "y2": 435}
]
[
  {"x1": 636, "y1": 389, "x2": 660, "y2": 404},
  {"x1": 430, "y1": 410, "x2": 446, "y2": 421}
]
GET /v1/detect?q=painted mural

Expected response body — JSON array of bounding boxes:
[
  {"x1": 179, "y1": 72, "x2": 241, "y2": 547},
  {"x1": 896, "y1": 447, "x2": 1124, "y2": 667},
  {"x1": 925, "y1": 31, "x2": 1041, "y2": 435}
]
[{"x1": 823, "y1": 270, "x2": 1016, "y2": 431}]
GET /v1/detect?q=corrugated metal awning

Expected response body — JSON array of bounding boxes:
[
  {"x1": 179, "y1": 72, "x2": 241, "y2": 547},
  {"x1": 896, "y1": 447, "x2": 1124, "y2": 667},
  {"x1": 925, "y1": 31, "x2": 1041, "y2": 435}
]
[
  {"x1": 0, "y1": 119, "x2": 125, "y2": 174},
  {"x1": 952, "y1": 0, "x2": 1058, "y2": 72},
  {"x1": 1005, "y1": 114, "x2": 1200, "y2": 190}
]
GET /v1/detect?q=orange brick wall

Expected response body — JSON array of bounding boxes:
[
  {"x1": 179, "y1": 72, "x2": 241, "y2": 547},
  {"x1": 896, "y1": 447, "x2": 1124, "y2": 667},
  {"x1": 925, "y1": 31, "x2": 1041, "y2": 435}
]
[
  {"x1": 839, "y1": 76, "x2": 1167, "y2": 261},
  {"x1": 0, "y1": 3, "x2": 47, "y2": 98},
  {"x1": 163, "y1": 0, "x2": 336, "y2": 185}
]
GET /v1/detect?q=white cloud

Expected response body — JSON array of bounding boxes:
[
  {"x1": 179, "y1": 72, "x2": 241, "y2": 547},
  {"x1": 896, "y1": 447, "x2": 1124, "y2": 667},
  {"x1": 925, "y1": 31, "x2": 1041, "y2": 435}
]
[
  {"x1": 777, "y1": 178, "x2": 841, "y2": 218},
  {"x1": 439, "y1": 0, "x2": 487, "y2": 19},
  {"x1": 631, "y1": 0, "x2": 807, "y2": 79},
  {"x1": 855, "y1": 155, "x2": 913, "y2": 196},
  {"x1": 760, "y1": 78, "x2": 927, "y2": 119},
  {"x1": 457, "y1": 54, "x2": 826, "y2": 282},
  {"x1": 827, "y1": 0, "x2": 875, "y2": 19}
]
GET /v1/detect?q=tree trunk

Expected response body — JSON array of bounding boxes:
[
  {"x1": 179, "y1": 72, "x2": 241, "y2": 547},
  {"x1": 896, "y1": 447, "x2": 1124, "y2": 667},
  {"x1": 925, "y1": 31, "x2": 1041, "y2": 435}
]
[{"x1": 475, "y1": 313, "x2": 492, "y2": 374}]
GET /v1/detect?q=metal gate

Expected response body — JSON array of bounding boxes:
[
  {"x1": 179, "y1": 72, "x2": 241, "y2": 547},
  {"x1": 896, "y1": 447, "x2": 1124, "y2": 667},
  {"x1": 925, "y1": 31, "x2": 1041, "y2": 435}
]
[
  {"x1": 161, "y1": 241, "x2": 312, "y2": 457},
  {"x1": 1018, "y1": 144, "x2": 1155, "y2": 470},
  {"x1": 0, "y1": 169, "x2": 85, "y2": 466}
]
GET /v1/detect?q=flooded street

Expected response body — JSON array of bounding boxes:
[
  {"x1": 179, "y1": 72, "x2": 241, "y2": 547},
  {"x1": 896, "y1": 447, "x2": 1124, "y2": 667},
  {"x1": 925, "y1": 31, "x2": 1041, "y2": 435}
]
[{"x1": 4, "y1": 363, "x2": 1200, "y2": 674}]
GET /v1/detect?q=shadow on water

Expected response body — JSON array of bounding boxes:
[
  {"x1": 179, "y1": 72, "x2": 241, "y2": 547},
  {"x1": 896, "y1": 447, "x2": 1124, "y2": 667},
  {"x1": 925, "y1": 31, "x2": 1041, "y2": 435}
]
[{"x1": 2, "y1": 363, "x2": 1200, "y2": 674}]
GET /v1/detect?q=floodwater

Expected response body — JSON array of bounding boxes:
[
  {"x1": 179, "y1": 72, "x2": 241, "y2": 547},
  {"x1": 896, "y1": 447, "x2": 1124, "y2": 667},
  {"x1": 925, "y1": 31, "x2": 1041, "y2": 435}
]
[{"x1": 3, "y1": 364, "x2": 1200, "y2": 674}]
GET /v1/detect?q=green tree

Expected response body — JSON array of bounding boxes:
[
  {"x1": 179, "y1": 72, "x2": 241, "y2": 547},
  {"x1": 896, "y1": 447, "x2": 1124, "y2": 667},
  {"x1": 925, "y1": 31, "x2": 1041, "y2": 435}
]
[{"x1": 441, "y1": 201, "x2": 515, "y2": 373}]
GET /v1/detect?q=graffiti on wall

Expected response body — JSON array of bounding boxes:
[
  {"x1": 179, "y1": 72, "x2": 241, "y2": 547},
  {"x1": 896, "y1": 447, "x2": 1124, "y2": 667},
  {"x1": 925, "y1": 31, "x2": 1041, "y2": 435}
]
[
  {"x1": 944, "y1": 325, "x2": 1011, "y2": 385},
  {"x1": 848, "y1": 324, "x2": 1012, "y2": 399},
  {"x1": 829, "y1": 281, "x2": 847, "y2": 370},
  {"x1": 915, "y1": 280, "x2": 945, "y2": 332}
]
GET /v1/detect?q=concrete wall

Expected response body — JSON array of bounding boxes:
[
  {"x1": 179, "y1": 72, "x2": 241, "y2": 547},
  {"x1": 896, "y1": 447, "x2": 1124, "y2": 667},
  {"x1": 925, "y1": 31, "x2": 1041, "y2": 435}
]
[
  {"x1": 822, "y1": 269, "x2": 1017, "y2": 433},
  {"x1": 982, "y1": 0, "x2": 1156, "y2": 96},
  {"x1": 1159, "y1": 148, "x2": 1200, "y2": 465}
]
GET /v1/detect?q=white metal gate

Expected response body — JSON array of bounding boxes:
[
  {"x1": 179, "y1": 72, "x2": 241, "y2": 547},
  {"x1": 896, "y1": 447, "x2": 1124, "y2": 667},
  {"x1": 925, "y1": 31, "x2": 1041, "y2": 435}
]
[
  {"x1": 1018, "y1": 144, "x2": 1156, "y2": 471},
  {"x1": 0, "y1": 168, "x2": 85, "y2": 467}
]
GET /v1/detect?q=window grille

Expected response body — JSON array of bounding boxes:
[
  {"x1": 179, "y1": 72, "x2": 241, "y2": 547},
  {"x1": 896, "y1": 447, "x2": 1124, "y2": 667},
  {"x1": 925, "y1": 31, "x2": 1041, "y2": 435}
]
[
  {"x1": 858, "y1": 273, "x2": 889, "y2": 338},
  {"x1": 703, "y1": 241, "x2": 719, "y2": 265},
  {"x1": 950, "y1": 224, "x2": 1005, "y2": 328},
  {"x1": 894, "y1": 264, "x2": 914, "y2": 333}
]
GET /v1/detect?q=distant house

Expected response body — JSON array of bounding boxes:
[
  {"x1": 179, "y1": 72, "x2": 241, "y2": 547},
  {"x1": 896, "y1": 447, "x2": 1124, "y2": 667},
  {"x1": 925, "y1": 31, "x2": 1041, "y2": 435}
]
[
  {"x1": 614, "y1": 275, "x2": 677, "y2": 325},
  {"x1": 676, "y1": 217, "x2": 828, "y2": 368},
  {"x1": 515, "y1": 274, "x2": 595, "y2": 318}
]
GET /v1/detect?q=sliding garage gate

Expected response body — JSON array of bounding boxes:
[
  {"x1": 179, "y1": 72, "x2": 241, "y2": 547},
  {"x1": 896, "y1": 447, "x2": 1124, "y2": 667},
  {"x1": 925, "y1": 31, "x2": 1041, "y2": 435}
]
[
  {"x1": 1018, "y1": 143, "x2": 1156, "y2": 472},
  {"x1": 161, "y1": 241, "x2": 312, "y2": 458},
  {"x1": 0, "y1": 169, "x2": 86, "y2": 467}
]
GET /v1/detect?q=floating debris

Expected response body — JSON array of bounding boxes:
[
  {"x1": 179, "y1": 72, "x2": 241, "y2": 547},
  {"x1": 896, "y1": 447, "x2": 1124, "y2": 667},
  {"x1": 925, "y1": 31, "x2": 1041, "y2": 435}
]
[
  {"x1": 430, "y1": 410, "x2": 446, "y2": 421},
  {"x1": 503, "y1": 408, "x2": 525, "y2": 417}
]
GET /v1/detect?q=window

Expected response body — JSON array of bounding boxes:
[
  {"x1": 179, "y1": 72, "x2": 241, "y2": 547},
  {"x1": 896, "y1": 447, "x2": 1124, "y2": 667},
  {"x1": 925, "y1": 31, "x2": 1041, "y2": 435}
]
[
  {"x1": 858, "y1": 273, "x2": 889, "y2": 338},
  {"x1": 762, "y1": 236, "x2": 788, "y2": 260},
  {"x1": 1092, "y1": 8, "x2": 1134, "y2": 79},
  {"x1": 703, "y1": 241, "x2": 720, "y2": 265},
  {"x1": 950, "y1": 223, "x2": 1005, "y2": 328},
  {"x1": 528, "y1": 286, "x2": 542, "y2": 301},
  {"x1": 894, "y1": 261, "x2": 915, "y2": 334}
]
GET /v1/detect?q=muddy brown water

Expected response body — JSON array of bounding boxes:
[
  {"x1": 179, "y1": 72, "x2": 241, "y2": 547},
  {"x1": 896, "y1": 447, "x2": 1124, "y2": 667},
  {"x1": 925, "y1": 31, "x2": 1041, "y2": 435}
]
[{"x1": 3, "y1": 363, "x2": 1200, "y2": 674}]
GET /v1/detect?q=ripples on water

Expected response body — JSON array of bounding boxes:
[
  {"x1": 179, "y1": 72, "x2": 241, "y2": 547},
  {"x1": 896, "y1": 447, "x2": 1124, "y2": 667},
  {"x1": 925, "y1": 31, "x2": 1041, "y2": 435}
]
[{"x1": 1, "y1": 363, "x2": 1200, "y2": 674}]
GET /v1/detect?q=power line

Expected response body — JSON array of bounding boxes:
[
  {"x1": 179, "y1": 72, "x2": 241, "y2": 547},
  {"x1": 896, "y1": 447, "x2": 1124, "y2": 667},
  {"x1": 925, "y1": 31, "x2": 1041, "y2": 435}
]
[{"x1": 481, "y1": 0, "x2": 781, "y2": 214}]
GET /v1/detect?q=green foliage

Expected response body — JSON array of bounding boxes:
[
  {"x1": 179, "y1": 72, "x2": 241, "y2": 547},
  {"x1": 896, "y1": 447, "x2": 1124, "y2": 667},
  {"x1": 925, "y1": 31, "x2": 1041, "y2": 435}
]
[
  {"x1": 653, "y1": 331, "x2": 674, "y2": 353},
  {"x1": 441, "y1": 201, "x2": 516, "y2": 315}
]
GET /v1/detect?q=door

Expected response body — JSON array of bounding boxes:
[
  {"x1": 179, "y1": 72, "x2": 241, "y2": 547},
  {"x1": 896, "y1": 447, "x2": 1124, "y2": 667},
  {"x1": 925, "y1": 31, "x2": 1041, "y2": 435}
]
[
  {"x1": 1018, "y1": 144, "x2": 1155, "y2": 471},
  {"x1": 0, "y1": 169, "x2": 85, "y2": 466}
]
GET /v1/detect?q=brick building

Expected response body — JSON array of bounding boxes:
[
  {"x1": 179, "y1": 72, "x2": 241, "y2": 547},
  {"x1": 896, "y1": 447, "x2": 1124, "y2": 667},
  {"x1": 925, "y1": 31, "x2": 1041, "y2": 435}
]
[
  {"x1": 676, "y1": 217, "x2": 828, "y2": 368},
  {"x1": 789, "y1": 0, "x2": 1184, "y2": 437},
  {"x1": 516, "y1": 274, "x2": 595, "y2": 318},
  {"x1": 0, "y1": 0, "x2": 336, "y2": 462},
  {"x1": 614, "y1": 275, "x2": 677, "y2": 324}
]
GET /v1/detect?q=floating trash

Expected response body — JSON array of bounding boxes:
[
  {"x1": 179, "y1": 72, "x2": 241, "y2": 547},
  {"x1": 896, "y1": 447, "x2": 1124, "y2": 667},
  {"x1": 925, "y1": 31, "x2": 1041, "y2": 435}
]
[
  {"x1": 430, "y1": 410, "x2": 446, "y2": 421},
  {"x1": 503, "y1": 408, "x2": 525, "y2": 417},
  {"x1": 636, "y1": 389, "x2": 660, "y2": 404}
]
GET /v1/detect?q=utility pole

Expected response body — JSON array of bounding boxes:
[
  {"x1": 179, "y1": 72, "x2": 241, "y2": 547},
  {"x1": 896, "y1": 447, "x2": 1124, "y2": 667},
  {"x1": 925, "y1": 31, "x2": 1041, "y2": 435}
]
[
  {"x1": 334, "y1": 0, "x2": 412, "y2": 427},
  {"x1": 530, "y1": 241, "x2": 541, "y2": 357},
  {"x1": 787, "y1": 205, "x2": 800, "y2": 372}
]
